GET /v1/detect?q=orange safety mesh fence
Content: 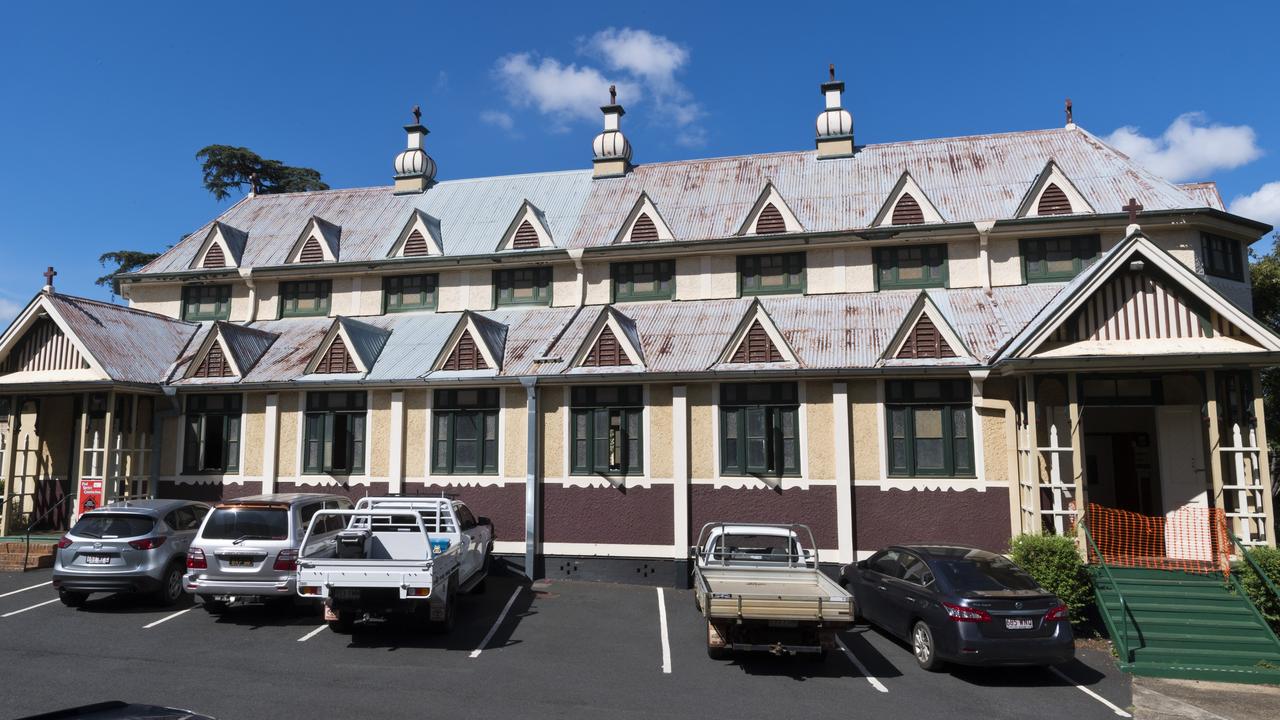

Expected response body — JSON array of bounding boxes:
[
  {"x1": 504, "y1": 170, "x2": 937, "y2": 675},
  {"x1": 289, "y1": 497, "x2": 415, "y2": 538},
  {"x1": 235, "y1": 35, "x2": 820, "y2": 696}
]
[{"x1": 1082, "y1": 503, "x2": 1231, "y2": 578}]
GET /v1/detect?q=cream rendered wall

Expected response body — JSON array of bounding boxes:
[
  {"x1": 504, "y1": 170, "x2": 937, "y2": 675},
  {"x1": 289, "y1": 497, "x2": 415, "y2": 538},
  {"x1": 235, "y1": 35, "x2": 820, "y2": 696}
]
[
  {"x1": 688, "y1": 383, "x2": 715, "y2": 478},
  {"x1": 989, "y1": 237, "x2": 1023, "y2": 287},
  {"x1": 369, "y1": 390, "x2": 392, "y2": 478},
  {"x1": 534, "y1": 386, "x2": 560, "y2": 478},
  {"x1": 552, "y1": 263, "x2": 579, "y2": 307},
  {"x1": 405, "y1": 389, "x2": 428, "y2": 476},
  {"x1": 229, "y1": 283, "x2": 253, "y2": 322},
  {"x1": 1124, "y1": 227, "x2": 1197, "y2": 268},
  {"x1": 708, "y1": 255, "x2": 738, "y2": 299},
  {"x1": 850, "y1": 380, "x2": 881, "y2": 480},
  {"x1": 351, "y1": 274, "x2": 383, "y2": 316},
  {"x1": 277, "y1": 392, "x2": 299, "y2": 477},
  {"x1": 845, "y1": 245, "x2": 876, "y2": 293},
  {"x1": 948, "y1": 238, "x2": 983, "y2": 289},
  {"x1": 242, "y1": 393, "x2": 267, "y2": 477},
  {"x1": 329, "y1": 277, "x2": 353, "y2": 317},
  {"x1": 648, "y1": 384, "x2": 673, "y2": 479},
  {"x1": 584, "y1": 261, "x2": 612, "y2": 305},
  {"x1": 256, "y1": 280, "x2": 281, "y2": 320},
  {"x1": 674, "y1": 257, "x2": 705, "y2": 301},
  {"x1": 127, "y1": 283, "x2": 183, "y2": 320},
  {"x1": 437, "y1": 269, "x2": 469, "y2": 312},
  {"x1": 468, "y1": 270, "x2": 494, "y2": 311},
  {"x1": 805, "y1": 381, "x2": 835, "y2": 479},
  {"x1": 807, "y1": 248, "x2": 847, "y2": 295}
]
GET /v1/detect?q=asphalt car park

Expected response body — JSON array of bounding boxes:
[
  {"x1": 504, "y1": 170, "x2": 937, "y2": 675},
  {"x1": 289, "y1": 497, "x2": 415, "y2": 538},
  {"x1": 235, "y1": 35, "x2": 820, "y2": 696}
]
[{"x1": 0, "y1": 567, "x2": 1132, "y2": 720}]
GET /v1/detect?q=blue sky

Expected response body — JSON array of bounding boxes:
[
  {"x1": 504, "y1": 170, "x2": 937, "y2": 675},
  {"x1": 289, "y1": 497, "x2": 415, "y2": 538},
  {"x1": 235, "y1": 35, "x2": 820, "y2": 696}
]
[{"x1": 2, "y1": 1, "x2": 1278, "y2": 323}]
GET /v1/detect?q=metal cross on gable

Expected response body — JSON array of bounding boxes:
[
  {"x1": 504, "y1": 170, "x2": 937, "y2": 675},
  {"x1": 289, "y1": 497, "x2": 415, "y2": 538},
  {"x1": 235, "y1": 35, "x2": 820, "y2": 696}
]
[
  {"x1": 1122, "y1": 197, "x2": 1143, "y2": 223},
  {"x1": 43, "y1": 266, "x2": 56, "y2": 288}
]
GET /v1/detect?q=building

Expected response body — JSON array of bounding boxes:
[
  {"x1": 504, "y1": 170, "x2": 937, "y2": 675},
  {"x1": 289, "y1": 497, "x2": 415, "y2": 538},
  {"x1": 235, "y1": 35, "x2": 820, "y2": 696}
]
[{"x1": 1, "y1": 70, "x2": 1275, "y2": 584}]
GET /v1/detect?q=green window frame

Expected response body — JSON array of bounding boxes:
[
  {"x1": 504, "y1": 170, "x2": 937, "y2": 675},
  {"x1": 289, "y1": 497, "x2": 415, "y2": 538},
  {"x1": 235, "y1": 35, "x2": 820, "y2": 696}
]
[
  {"x1": 432, "y1": 389, "x2": 499, "y2": 475},
  {"x1": 181, "y1": 285, "x2": 232, "y2": 321},
  {"x1": 611, "y1": 261, "x2": 675, "y2": 302},
  {"x1": 493, "y1": 267, "x2": 552, "y2": 307},
  {"x1": 182, "y1": 394, "x2": 241, "y2": 474},
  {"x1": 383, "y1": 273, "x2": 439, "y2": 313},
  {"x1": 885, "y1": 380, "x2": 973, "y2": 478},
  {"x1": 570, "y1": 386, "x2": 644, "y2": 475},
  {"x1": 738, "y1": 253, "x2": 805, "y2": 296},
  {"x1": 1201, "y1": 233, "x2": 1243, "y2": 280},
  {"x1": 302, "y1": 391, "x2": 366, "y2": 475},
  {"x1": 1021, "y1": 235, "x2": 1100, "y2": 282},
  {"x1": 279, "y1": 280, "x2": 332, "y2": 318},
  {"x1": 719, "y1": 382, "x2": 800, "y2": 477},
  {"x1": 875, "y1": 245, "x2": 948, "y2": 290}
]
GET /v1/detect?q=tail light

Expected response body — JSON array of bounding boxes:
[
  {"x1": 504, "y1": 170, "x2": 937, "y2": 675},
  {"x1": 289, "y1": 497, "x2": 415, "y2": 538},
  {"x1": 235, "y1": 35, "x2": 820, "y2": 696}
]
[
  {"x1": 942, "y1": 602, "x2": 991, "y2": 623},
  {"x1": 273, "y1": 549, "x2": 298, "y2": 572},
  {"x1": 187, "y1": 548, "x2": 207, "y2": 570},
  {"x1": 56, "y1": 536, "x2": 73, "y2": 549},
  {"x1": 1045, "y1": 605, "x2": 1070, "y2": 622},
  {"x1": 128, "y1": 536, "x2": 167, "y2": 550}
]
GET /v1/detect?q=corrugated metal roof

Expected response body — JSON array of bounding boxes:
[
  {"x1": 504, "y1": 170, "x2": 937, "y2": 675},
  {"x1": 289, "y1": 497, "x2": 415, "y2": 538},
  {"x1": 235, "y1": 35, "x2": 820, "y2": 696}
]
[
  {"x1": 45, "y1": 294, "x2": 198, "y2": 383},
  {"x1": 215, "y1": 322, "x2": 278, "y2": 375},
  {"x1": 337, "y1": 317, "x2": 390, "y2": 369},
  {"x1": 1179, "y1": 182, "x2": 1225, "y2": 211}
]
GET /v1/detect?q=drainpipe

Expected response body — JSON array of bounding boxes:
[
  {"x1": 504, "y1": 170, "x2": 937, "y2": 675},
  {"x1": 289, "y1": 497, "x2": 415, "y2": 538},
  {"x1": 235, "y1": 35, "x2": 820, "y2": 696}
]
[
  {"x1": 520, "y1": 376, "x2": 540, "y2": 579},
  {"x1": 239, "y1": 268, "x2": 258, "y2": 322},
  {"x1": 974, "y1": 221, "x2": 995, "y2": 296}
]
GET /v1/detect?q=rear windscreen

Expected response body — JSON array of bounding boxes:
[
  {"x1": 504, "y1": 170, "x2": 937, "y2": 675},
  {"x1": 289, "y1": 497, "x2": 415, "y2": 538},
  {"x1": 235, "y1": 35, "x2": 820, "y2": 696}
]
[
  {"x1": 710, "y1": 534, "x2": 798, "y2": 565},
  {"x1": 71, "y1": 514, "x2": 155, "y2": 539},
  {"x1": 936, "y1": 556, "x2": 1040, "y2": 592},
  {"x1": 201, "y1": 508, "x2": 289, "y2": 541}
]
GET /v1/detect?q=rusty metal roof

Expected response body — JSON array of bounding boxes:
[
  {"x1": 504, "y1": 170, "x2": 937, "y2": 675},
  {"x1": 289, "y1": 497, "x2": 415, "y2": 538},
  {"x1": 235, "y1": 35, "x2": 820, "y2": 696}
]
[{"x1": 44, "y1": 293, "x2": 198, "y2": 383}]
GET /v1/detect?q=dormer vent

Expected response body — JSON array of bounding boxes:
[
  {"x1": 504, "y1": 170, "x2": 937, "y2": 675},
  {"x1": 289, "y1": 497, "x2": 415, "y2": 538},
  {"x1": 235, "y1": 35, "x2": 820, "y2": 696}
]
[
  {"x1": 393, "y1": 105, "x2": 437, "y2": 195},
  {"x1": 815, "y1": 64, "x2": 854, "y2": 159},
  {"x1": 592, "y1": 85, "x2": 632, "y2": 179}
]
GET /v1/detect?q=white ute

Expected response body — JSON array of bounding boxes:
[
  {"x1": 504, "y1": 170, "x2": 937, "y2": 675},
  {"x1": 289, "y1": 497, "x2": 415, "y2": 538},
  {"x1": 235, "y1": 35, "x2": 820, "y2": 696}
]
[{"x1": 296, "y1": 496, "x2": 493, "y2": 633}]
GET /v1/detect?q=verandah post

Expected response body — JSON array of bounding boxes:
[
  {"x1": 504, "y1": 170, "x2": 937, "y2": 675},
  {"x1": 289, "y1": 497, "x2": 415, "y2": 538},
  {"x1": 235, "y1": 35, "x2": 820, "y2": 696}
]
[
  {"x1": 1252, "y1": 369, "x2": 1276, "y2": 547},
  {"x1": 1066, "y1": 373, "x2": 1087, "y2": 557}
]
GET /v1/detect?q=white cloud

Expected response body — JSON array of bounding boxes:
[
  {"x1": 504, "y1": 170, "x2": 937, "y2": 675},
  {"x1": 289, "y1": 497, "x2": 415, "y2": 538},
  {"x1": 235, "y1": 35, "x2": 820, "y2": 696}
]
[
  {"x1": 588, "y1": 28, "x2": 688, "y2": 89},
  {"x1": 480, "y1": 110, "x2": 515, "y2": 130},
  {"x1": 1104, "y1": 113, "x2": 1262, "y2": 182},
  {"x1": 1230, "y1": 181, "x2": 1280, "y2": 227},
  {"x1": 494, "y1": 53, "x2": 625, "y2": 127},
  {"x1": 0, "y1": 298, "x2": 21, "y2": 327}
]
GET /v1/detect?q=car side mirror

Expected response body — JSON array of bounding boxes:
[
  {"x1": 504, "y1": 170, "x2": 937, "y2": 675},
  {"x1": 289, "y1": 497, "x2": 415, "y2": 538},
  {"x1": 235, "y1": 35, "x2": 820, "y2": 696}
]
[
  {"x1": 689, "y1": 545, "x2": 700, "y2": 559},
  {"x1": 856, "y1": 559, "x2": 868, "y2": 569}
]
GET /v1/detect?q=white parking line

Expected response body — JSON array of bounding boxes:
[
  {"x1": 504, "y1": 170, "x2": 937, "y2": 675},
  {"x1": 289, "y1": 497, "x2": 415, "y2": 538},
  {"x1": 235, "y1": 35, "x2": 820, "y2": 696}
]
[
  {"x1": 469, "y1": 587, "x2": 522, "y2": 659},
  {"x1": 1050, "y1": 667, "x2": 1131, "y2": 717},
  {"x1": 656, "y1": 587, "x2": 672, "y2": 674},
  {"x1": 142, "y1": 607, "x2": 195, "y2": 629},
  {"x1": 835, "y1": 636, "x2": 888, "y2": 693},
  {"x1": 0, "y1": 581, "x2": 52, "y2": 599},
  {"x1": 297, "y1": 624, "x2": 328, "y2": 642},
  {"x1": 1, "y1": 597, "x2": 60, "y2": 618}
]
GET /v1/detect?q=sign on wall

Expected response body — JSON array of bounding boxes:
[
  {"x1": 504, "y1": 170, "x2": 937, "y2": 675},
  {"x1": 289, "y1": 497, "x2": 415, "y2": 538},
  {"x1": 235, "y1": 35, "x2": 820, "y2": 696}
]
[{"x1": 77, "y1": 478, "x2": 104, "y2": 517}]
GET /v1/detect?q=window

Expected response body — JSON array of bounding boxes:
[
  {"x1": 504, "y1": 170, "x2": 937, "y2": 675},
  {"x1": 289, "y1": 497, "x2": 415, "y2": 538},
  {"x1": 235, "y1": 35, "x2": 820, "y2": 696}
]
[
  {"x1": 303, "y1": 392, "x2": 366, "y2": 475},
  {"x1": 494, "y1": 268, "x2": 552, "y2": 306},
  {"x1": 719, "y1": 382, "x2": 800, "y2": 476},
  {"x1": 280, "y1": 280, "x2": 332, "y2": 318},
  {"x1": 869, "y1": 550, "x2": 901, "y2": 577},
  {"x1": 885, "y1": 379, "x2": 973, "y2": 477},
  {"x1": 383, "y1": 274, "x2": 438, "y2": 313},
  {"x1": 432, "y1": 389, "x2": 499, "y2": 475},
  {"x1": 1022, "y1": 235, "x2": 1100, "y2": 282},
  {"x1": 739, "y1": 253, "x2": 805, "y2": 296},
  {"x1": 612, "y1": 261, "x2": 674, "y2": 302},
  {"x1": 876, "y1": 245, "x2": 947, "y2": 290},
  {"x1": 182, "y1": 394, "x2": 241, "y2": 474},
  {"x1": 570, "y1": 386, "x2": 643, "y2": 475},
  {"x1": 181, "y1": 285, "x2": 232, "y2": 321},
  {"x1": 1202, "y1": 233, "x2": 1243, "y2": 280}
]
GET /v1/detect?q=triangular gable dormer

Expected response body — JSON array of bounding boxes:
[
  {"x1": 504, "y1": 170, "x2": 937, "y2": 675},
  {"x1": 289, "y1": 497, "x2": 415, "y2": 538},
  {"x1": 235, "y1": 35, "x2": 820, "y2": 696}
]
[
  {"x1": 189, "y1": 222, "x2": 248, "y2": 270},
  {"x1": 496, "y1": 200, "x2": 555, "y2": 251},
  {"x1": 431, "y1": 311, "x2": 508, "y2": 372},
  {"x1": 304, "y1": 317, "x2": 391, "y2": 375},
  {"x1": 736, "y1": 182, "x2": 804, "y2": 236},
  {"x1": 881, "y1": 293, "x2": 974, "y2": 363},
  {"x1": 612, "y1": 193, "x2": 675, "y2": 244},
  {"x1": 998, "y1": 232, "x2": 1280, "y2": 361},
  {"x1": 872, "y1": 172, "x2": 946, "y2": 227},
  {"x1": 717, "y1": 300, "x2": 798, "y2": 365},
  {"x1": 0, "y1": 295, "x2": 108, "y2": 382},
  {"x1": 388, "y1": 209, "x2": 444, "y2": 258},
  {"x1": 1015, "y1": 160, "x2": 1095, "y2": 218},
  {"x1": 572, "y1": 307, "x2": 645, "y2": 368},
  {"x1": 181, "y1": 321, "x2": 279, "y2": 380},
  {"x1": 286, "y1": 216, "x2": 341, "y2": 264}
]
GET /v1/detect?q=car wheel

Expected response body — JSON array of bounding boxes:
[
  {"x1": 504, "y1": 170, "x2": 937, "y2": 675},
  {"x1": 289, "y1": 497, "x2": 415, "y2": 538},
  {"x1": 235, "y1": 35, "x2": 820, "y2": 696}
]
[
  {"x1": 58, "y1": 589, "x2": 88, "y2": 608},
  {"x1": 201, "y1": 599, "x2": 228, "y2": 615},
  {"x1": 154, "y1": 563, "x2": 185, "y2": 606},
  {"x1": 912, "y1": 621, "x2": 943, "y2": 672}
]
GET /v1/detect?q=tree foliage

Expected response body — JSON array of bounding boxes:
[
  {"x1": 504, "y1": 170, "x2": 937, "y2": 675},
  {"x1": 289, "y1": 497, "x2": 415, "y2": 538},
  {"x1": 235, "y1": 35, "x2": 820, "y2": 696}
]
[
  {"x1": 1250, "y1": 236, "x2": 1280, "y2": 454},
  {"x1": 96, "y1": 249, "x2": 162, "y2": 293},
  {"x1": 196, "y1": 145, "x2": 328, "y2": 201}
]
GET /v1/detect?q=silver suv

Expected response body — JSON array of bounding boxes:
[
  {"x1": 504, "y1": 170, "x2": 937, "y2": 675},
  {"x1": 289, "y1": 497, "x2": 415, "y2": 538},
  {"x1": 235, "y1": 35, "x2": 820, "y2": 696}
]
[
  {"x1": 51, "y1": 499, "x2": 211, "y2": 607},
  {"x1": 185, "y1": 493, "x2": 352, "y2": 612}
]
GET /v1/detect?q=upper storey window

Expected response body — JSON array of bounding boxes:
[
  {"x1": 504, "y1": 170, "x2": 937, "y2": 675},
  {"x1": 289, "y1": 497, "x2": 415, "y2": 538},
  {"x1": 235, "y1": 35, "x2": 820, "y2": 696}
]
[
  {"x1": 612, "y1": 261, "x2": 674, "y2": 302},
  {"x1": 280, "y1": 280, "x2": 332, "y2": 318},
  {"x1": 876, "y1": 245, "x2": 947, "y2": 290},
  {"x1": 739, "y1": 253, "x2": 805, "y2": 296},
  {"x1": 182, "y1": 285, "x2": 232, "y2": 322},
  {"x1": 1021, "y1": 235, "x2": 1100, "y2": 283},
  {"x1": 1202, "y1": 233, "x2": 1244, "y2": 281},
  {"x1": 494, "y1": 268, "x2": 552, "y2": 307},
  {"x1": 383, "y1": 273, "x2": 439, "y2": 313}
]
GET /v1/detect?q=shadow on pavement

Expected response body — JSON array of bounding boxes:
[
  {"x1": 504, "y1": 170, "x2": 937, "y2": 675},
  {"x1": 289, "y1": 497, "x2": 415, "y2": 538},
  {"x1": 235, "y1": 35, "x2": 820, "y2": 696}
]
[{"x1": 73, "y1": 592, "x2": 195, "y2": 615}]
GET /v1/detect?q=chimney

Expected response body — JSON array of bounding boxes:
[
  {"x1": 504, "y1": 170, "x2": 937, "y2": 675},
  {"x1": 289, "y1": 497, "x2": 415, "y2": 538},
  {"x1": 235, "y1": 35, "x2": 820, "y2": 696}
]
[
  {"x1": 815, "y1": 64, "x2": 854, "y2": 159},
  {"x1": 393, "y1": 105, "x2": 437, "y2": 195},
  {"x1": 592, "y1": 85, "x2": 632, "y2": 179}
]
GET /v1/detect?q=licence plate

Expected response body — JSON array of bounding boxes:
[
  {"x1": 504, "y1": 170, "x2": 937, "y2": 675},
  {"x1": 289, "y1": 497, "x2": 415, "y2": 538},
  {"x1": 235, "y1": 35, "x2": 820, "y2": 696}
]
[
  {"x1": 84, "y1": 555, "x2": 112, "y2": 565},
  {"x1": 225, "y1": 558, "x2": 255, "y2": 568},
  {"x1": 1005, "y1": 618, "x2": 1034, "y2": 630},
  {"x1": 768, "y1": 620, "x2": 799, "y2": 628}
]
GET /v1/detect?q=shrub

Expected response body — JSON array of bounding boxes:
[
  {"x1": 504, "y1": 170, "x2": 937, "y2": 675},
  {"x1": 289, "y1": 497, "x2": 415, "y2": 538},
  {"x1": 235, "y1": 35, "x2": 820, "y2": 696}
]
[
  {"x1": 1238, "y1": 546, "x2": 1280, "y2": 634},
  {"x1": 1008, "y1": 534, "x2": 1093, "y2": 625}
]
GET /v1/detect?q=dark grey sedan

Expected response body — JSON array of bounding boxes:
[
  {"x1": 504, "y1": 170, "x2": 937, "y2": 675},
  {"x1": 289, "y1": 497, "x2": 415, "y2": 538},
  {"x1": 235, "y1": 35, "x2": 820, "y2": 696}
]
[{"x1": 841, "y1": 545, "x2": 1074, "y2": 670}]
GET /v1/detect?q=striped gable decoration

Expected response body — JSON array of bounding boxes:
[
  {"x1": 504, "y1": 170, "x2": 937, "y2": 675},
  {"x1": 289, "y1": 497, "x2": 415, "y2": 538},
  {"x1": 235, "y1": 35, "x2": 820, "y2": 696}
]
[
  {"x1": 194, "y1": 341, "x2": 233, "y2": 377},
  {"x1": 731, "y1": 320, "x2": 783, "y2": 363},
  {"x1": 896, "y1": 315, "x2": 956, "y2": 358},
  {"x1": 512, "y1": 220, "x2": 540, "y2": 249},
  {"x1": 402, "y1": 228, "x2": 430, "y2": 256},
  {"x1": 202, "y1": 243, "x2": 226, "y2": 268},
  {"x1": 583, "y1": 326, "x2": 632, "y2": 366},
  {"x1": 1051, "y1": 268, "x2": 1245, "y2": 343},
  {"x1": 629, "y1": 214, "x2": 659, "y2": 242},
  {"x1": 442, "y1": 330, "x2": 488, "y2": 370},
  {"x1": 1037, "y1": 183, "x2": 1072, "y2": 215},
  {"x1": 0, "y1": 316, "x2": 89, "y2": 373},
  {"x1": 298, "y1": 237, "x2": 325, "y2": 263},
  {"x1": 754, "y1": 203, "x2": 787, "y2": 235},
  {"x1": 315, "y1": 335, "x2": 358, "y2": 373},
  {"x1": 891, "y1": 194, "x2": 925, "y2": 225}
]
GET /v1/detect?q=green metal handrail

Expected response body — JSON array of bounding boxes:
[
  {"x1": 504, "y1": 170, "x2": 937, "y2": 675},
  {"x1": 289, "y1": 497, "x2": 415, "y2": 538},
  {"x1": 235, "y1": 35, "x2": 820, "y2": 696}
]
[
  {"x1": 1080, "y1": 518, "x2": 1132, "y2": 664},
  {"x1": 1228, "y1": 529, "x2": 1280, "y2": 607}
]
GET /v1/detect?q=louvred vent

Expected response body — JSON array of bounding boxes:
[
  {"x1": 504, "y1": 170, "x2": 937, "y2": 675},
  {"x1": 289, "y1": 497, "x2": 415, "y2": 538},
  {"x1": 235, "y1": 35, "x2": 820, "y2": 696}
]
[
  {"x1": 315, "y1": 335, "x2": 358, "y2": 373},
  {"x1": 202, "y1": 243, "x2": 226, "y2": 268},
  {"x1": 755, "y1": 203, "x2": 787, "y2": 235},
  {"x1": 896, "y1": 315, "x2": 956, "y2": 359},
  {"x1": 583, "y1": 325, "x2": 632, "y2": 366},
  {"x1": 731, "y1": 320, "x2": 783, "y2": 363},
  {"x1": 512, "y1": 220, "x2": 540, "y2": 249},
  {"x1": 298, "y1": 237, "x2": 325, "y2": 263},
  {"x1": 1037, "y1": 183, "x2": 1072, "y2": 215},
  {"x1": 1, "y1": 316, "x2": 89, "y2": 373},
  {"x1": 891, "y1": 194, "x2": 925, "y2": 225},
  {"x1": 442, "y1": 330, "x2": 488, "y2": 370},
  {"x1": 402, "y1": 228, "x2": 430, "y2": 256},
  {"x1": 194, "y1": 341, "x2": 234, "y2": 377},
  {"x1": 630, "y1": 213, "x2": 658, "y2": 242}
]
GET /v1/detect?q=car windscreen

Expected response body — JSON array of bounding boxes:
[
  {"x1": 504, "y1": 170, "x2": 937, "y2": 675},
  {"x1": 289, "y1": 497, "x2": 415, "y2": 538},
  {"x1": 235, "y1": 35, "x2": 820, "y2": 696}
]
[
  {"x1": 201, "y1": 507, "x2": 289, "y2": 541},
  {"x1": 935, "y1": 555, "x2": 1041, "y2": 592},
  {"x1": 709, "y1": 534, "x2": 799, "y2": 565},
  {"x1": 71, "y1": 514, "x2": 156, "y2": 539}
]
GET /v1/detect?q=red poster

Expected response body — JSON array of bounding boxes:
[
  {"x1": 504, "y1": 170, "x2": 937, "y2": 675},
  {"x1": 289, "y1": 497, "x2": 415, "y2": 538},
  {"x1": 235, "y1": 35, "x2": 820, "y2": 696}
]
[{"x1": 78, "y1": 479, "x2": 104, "y2": 516}]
